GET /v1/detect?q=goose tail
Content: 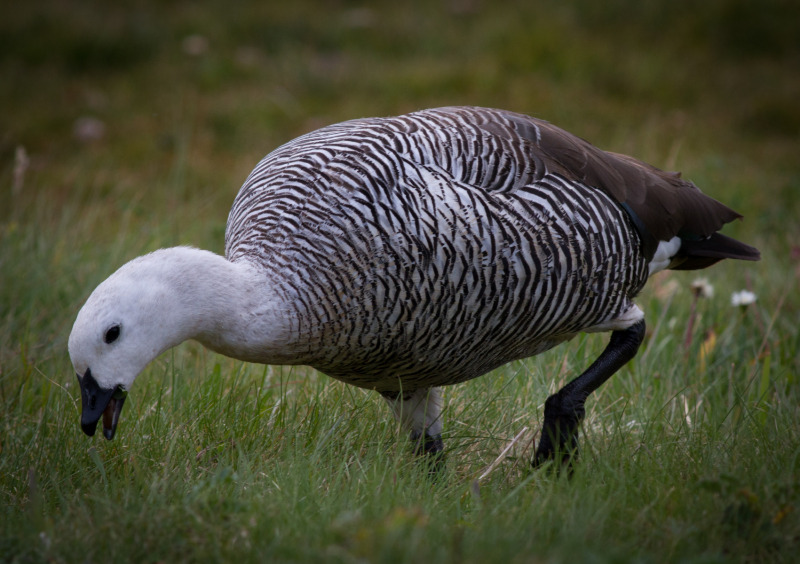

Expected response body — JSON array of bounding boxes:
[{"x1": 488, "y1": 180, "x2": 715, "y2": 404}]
[{"x1": 670, "y1": 232, "x2": 761, "y2": 271}]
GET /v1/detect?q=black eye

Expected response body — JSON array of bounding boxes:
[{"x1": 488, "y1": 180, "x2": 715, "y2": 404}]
[{"x1": 104, "y1": 325, "x2": 121, "y2": 344}]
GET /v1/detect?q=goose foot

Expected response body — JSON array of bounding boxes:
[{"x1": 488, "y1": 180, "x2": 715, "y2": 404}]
[
  {"x1": 410, "y1": 430, "x2": 445, "y2": 476},
  {"x1": 532, "y1": 319, "x2": 646, "y2": 474},
  {"x1": 532, "y1": 394, "x2": 583, "y2": 474}
]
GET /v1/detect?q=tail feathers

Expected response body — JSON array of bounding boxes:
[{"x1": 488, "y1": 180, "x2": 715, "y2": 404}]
[{"x1": 670, "y1": 232, "x2": 761, "y2": 271}]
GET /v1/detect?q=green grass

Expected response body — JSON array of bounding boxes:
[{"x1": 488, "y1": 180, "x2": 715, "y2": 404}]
[{"x1": 2, "y1": 0, "x2": 799, "y2": 562}]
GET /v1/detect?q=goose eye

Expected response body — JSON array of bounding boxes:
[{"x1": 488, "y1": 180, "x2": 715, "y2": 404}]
[{"x1": 104, "y1": 325, "x2": 121, "y2": 344}]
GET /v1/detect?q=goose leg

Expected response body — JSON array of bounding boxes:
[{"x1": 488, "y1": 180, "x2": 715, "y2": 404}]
[
  {"x1": 382, "y1": 387, "x2": 445, "y2": 459},
  {"x1": 533, "y1": 319, "x2": 646, "y2": 471}
]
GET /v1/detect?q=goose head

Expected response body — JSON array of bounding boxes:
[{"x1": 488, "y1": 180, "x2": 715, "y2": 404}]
[{"x1": 68, "y1": 250, "x2": 198, "y2": 440}]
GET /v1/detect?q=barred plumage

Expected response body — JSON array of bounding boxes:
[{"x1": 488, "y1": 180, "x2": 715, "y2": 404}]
[
  {"x1": 69, "y1": 106, "x2": 759, "y2": 470},
  {"x1": 226, "y1": 107, "x2": 651, "y2": 391}
]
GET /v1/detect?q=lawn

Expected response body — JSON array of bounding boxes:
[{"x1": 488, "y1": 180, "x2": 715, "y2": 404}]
[{"x1": 2, "y1": 1, "x2": 799, "y2": 562}]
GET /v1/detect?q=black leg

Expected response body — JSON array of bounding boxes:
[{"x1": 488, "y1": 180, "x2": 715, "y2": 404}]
[
  {"x1": 533, "y1": 319, "x2": 646, "y2": 471},
  {"x1": 410, "y1": 430, "x2": 445, "y2": 476},
  {"x1": 410, "y1": 429, "x2": 444, "y2": 456}
]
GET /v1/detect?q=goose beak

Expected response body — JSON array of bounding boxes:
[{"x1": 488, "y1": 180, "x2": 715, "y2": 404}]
[{"x1": 77, "y1": 369, "x2": 127, "y2": 440}]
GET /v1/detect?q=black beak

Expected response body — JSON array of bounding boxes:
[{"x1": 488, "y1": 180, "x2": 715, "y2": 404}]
[{"x1": 77, "y1": 369, "x2": 127, "y2": 440}]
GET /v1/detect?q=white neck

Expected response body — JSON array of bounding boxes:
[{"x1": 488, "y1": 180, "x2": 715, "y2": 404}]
[{"x1": 129, "y1": 247, "x2": 298, "y2": 365}]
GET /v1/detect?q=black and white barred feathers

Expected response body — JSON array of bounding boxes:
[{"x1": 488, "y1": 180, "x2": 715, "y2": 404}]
[{"x1": 224, "y1": 106, "x2": 757, "y2": 393}]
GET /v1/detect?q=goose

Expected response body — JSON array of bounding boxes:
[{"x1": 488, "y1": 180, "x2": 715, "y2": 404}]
[{"x1": 68, "y1": 106, "x2": 760, "y2": 469}]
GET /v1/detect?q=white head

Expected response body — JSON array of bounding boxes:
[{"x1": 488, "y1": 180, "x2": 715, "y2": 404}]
[
  {"x1": 68, "y1": 248, "x2": 207, "y2": 439},
  {"x1": 69, "y1": 246, "x2": 292, "y2": 440}
]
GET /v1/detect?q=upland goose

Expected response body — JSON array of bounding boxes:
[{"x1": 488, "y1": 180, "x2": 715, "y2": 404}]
[{"x1": 69, "y1": 107, "x2": 760, "y2": 469}]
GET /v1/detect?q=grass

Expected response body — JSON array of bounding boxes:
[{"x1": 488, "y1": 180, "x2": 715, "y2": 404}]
[{"x1": 2, "y1": 0, "x2": 799, "y2": 562}]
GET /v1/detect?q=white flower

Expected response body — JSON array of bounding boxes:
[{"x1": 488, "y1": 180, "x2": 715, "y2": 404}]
[
  {"x1": 731, "y1": 290, "x2": 757, "y2": 308},
  {"x1": 690, "y1": 277, "x2": 714, "y2": 299}
]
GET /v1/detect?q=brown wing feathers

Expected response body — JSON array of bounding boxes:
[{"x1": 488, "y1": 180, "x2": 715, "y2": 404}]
[{"x1": 492, "y1": 110, "x2": 760, "y2": 268}]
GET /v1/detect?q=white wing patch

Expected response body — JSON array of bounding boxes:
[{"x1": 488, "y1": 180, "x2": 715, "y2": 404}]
[
  {"x1": 648, "y1": 236, "x2": 682, "y2": 276},
  {"x1": 584, "y1": 304, "x2": 645, "y2": 333}
]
